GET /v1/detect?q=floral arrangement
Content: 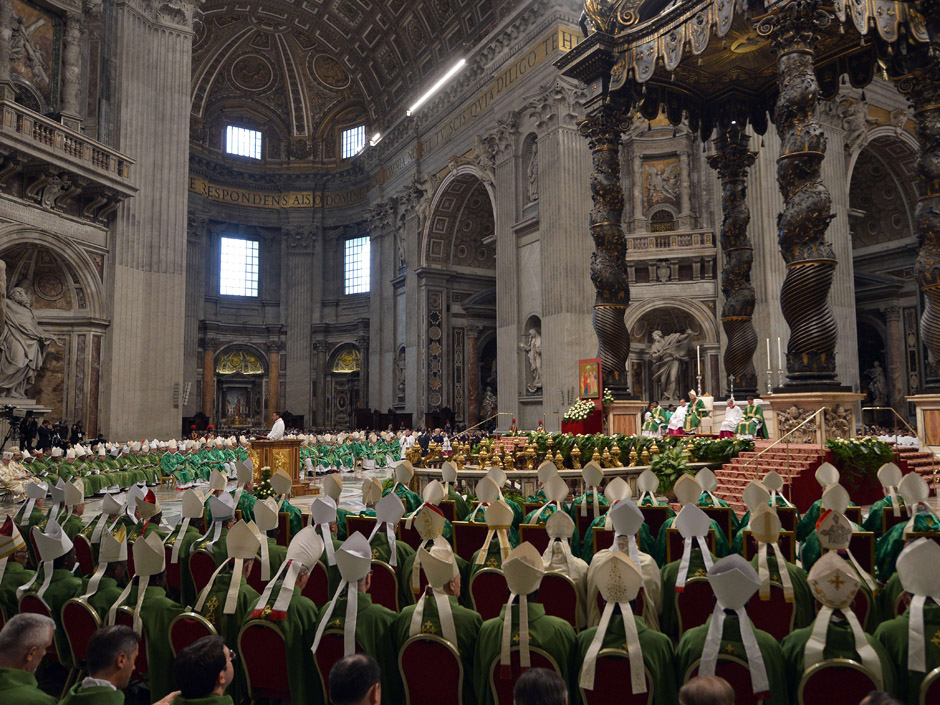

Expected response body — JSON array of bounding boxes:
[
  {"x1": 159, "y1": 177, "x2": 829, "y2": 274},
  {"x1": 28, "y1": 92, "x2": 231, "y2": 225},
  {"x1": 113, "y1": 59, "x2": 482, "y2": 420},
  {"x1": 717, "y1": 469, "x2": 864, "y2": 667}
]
[
  {"x1": 650, "y1": 445, "x2": 692, "y2": 494},
  {"x1": 825, "y1": 436, "x2": 894, "y2": 482},
  {"x1": 254, "y1": 467, "x2": 275, "y2": 499},
  {"x1": 563, "y1": 399, "x2": 597, "y2": 422},
  {"x1": 602, "y1": 388, "x2": 616, "y2": 405}
]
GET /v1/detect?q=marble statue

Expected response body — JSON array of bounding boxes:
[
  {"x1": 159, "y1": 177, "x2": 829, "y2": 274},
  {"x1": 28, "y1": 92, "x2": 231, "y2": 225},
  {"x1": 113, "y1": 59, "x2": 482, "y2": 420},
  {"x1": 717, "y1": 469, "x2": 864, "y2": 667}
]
[
  {"x1": 0, "y1": 287, "x2": 57, "y2": 398},
  {"x1": 524, "y1": 327, "x2": 542, "y2": 391},
  {"x1": 866, "y1": 360, "x2": 887, "y2": 406},
  {"x1": 396, "y1": 348, "x2": 406, "y2": 399},
  {"x1": 481, "y1": 386, "x2": 497, "y2": 420},
  {"x1": 650, "y1": 329, "x2": 694, "y2": 402},
  {"x1": 526, "y1": 141, "x2": 539, "y2": 203}
]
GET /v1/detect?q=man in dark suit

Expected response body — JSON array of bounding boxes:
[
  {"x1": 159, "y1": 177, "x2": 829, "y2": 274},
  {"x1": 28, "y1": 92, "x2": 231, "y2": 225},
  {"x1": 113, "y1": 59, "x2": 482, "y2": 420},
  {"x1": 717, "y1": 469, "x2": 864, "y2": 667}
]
[{"x1": 36, "y1": 420, "x2": 53, "y2": 452}]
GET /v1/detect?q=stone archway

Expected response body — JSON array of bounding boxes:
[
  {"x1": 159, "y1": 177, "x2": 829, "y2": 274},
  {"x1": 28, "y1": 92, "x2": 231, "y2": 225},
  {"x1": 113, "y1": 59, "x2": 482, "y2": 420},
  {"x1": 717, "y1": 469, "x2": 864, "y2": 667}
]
[
  {"x1": 213, "y1": 345, "x2": 268, "y2": 428},
  {"x1": 326, "y1": 344, "x2": 361, "y2": 430}
]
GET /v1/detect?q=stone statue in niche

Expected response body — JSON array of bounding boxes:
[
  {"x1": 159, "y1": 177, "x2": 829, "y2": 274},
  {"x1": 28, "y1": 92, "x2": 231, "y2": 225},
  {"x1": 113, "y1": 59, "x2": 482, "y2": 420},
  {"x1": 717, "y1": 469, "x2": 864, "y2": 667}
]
[
  {"x1": 838, "y1": 94, "x2": 878, "y2": 153},
  {"x1": 396, "y1": 348, "x2": 406, "y2": 400},
  {"x1": 481, "y1": 386, "x2": 497, "y2": 421},
  {"x1": 649, "y1": 328, "x2": 694, "y2": 402},
  {"x1": 526, "y1": 141, "x2": 539, "y2": 203},
  {"x1": 865, "y1": 360, "x2": 887, "y2": 406},
  {"x1": 396, "y1": 231, "x2": 406, "y2": 271},
  {"x1": 0, "y1": 287, "x2": 60, "y2": 399},
  {"x1": 523, "y1": 327, "x2": 542, "y2": 392}
]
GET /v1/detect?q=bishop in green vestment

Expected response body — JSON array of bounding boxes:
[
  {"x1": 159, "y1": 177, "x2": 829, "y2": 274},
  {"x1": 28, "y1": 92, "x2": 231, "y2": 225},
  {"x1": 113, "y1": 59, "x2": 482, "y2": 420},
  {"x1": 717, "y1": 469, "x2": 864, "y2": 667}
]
[
  {"x1": 0, "y1": 668, "x2": 56, "y2": 705},
  {"x1": 0, "y1": 548, "x2": 34, "y2": 618},
  {"x1": 875, "y1": 603, "x2": 940, "y2": 703}
]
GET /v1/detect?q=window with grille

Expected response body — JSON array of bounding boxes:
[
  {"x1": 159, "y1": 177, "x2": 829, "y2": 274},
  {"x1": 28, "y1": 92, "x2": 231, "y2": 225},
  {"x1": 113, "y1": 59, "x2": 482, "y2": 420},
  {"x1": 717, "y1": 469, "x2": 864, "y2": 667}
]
[
  {"x1": 650, "y1": 209, "x2": 677, "y2": 233},
  {"x1": 344, "y1": 236, "x2": 370, "y2": 294},
  {"x1": 219, "y1": 237, "x2": 259, "y2": 297},
  {"x1": 225, "y1": 125, "x2": 262, "y2": 159},
  {"x1": 341, "y1": 125, "x2": 366, "y2": 159}
]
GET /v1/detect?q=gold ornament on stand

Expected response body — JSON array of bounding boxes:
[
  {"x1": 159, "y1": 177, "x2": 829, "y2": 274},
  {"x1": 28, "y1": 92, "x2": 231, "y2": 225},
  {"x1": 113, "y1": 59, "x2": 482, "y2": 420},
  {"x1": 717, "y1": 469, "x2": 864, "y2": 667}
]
[
  {"x1": 629, "y1": 448, "x2": 638, "y2": 467},
  {"x1": 601, "y1": 448, "x2": 612, "y2": 468},
  {"x1": 610, "y1": 444, "x2": 621, "y2": 467},
  {"x1": 455, "y1": 445, "x2": 466, "y2": 471},
  {"x1": 525, "y1": 442, "x2": 537, "y2": 470},
  {"x1": 554, "y1": 449, "x2": 565, "y2": 470},
  {"x1": 640, "y1": 448, "x2": 650, "y2": 465},
  {"x1": 571, "y1": 445, "x2": 582, "y2": 470},
  {"x1": 591, "y1": 448, "x2": 602, "y2": 465},
  {"x1": 504, "y1": 449, "x2": 515, "y2": 471}
]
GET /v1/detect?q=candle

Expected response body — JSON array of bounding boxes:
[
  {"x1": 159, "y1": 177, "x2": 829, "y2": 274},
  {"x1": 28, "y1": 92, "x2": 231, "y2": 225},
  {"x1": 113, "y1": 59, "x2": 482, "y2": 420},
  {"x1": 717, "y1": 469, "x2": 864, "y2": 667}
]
[
  {"x1": 777, "y1": 337, "x2": 782, "y2": 370},
  {"x1": 697, "y1": 345, "x2": 701, "y2": 376},
  {"x1": 766, "y1": 338, "x2": 771, "y2": 369}
]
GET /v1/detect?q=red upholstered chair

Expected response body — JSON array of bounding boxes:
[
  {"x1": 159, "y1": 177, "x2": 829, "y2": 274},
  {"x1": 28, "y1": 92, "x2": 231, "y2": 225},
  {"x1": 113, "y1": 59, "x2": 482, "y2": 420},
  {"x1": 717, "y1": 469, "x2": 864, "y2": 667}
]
[
  {"x1": 577, "y1": 505, "x2": 608, "y2": 544},
  {"x1": 740, "y1": 531, "x2": 796, "y2": 563},
  {"x1": 700, "y1": 506, "x2": 735, "y2": 542},
  {"x1": 276, "y1": 512, "x2": 292, "y2": 547},
  {"x1": 188, "y1": 548, "x2": 218, "y2": 595},
  {"x1": 28, "y1": 530, "x2": 41, "y2": 568},
  {"x1": 592, "y1": 528, "x2": 614, "y2": 554},
  {"x1": 314, "y1": 630, "x2": 363, "y2": 704},
  {"x1": 685, "y1": 655, "x2": 764, "y2": 705},
  {"x1": 18, "y1": 593, "x2": 60, "y2": 663},
  {"x1": 302, "y1": 561, "x2": 331, "y2": 606},
  {"x1": 239, "y1": 620, "x2": 291, "y2": 702},
  {"x1": 72, "y1": 534, "x2": 95, "y2": 576},
  {"x1": 666, "y1": 528, "x2": 717, "y2": 564},
  {"x1": 114, "y1": 606, "x2": 149, "y2": 682},
  {"x1": 163, "y1": 546, "x2": 182, "y2": 597},
  {"x1": 399, "y1": 634, "x2": 464, "y2": 705},
  {"x1": 452, "y1": 521, "x2": 491, "y2": 562},
  {"x1": 845, "y1": 506, "x2": 863, "y2": 525},
  {"x1": 398, "y1": 519, "x2": 423, "y2": 550},
  {"x1": 747, "y1": 582, "x2": 796, "y2": 641},
  {"x1": 777, "y1": 506, "x2": 798, "y2": 533},
  {"x1": 125, "y1": 540, "x2": 136, "y2": 579},
  {"x1": 639, "y1": 506, "x2": 671, "y2": 538},
  {"x1": 61, "y1": 598, "x2": 102, "y2": 674},
  {"x1": 579, "y1": 648, "x2": 653, "y2": 705},
  {"x1": 523, "y1": 502, "x2": 541, "y2": 517},
  {"x1": 848, "y1": 533, "x2": 876, "y2": 575},
  {"x1": 487, "y1": 646, "x2": 561, "y2": 705},
  {"x1": 345, "y1": 515, "x2": 378, "y2": 539},
  {"x1": 518, "y1": 524, "x2": 551, "y2": 555},
  {"x1": 168, "y1": 611, "x2": 217, "y2": 657},
  {"x1": 369, "y1": 560, "x2": 400, "y2": 612},
  {"x1": 538, "y1": 573, "x2": 579, "y2": 626},
  {"x1": 922, "y1": 666, "x2": 940, "y2": 705},
  {"x1": 796, "y1": 658, "x2": 880, "y2": 705},
  {"x1": 882, "y1": 507, "x2": 910, "y2": 535},
  {"x1": 245, "y1": 555, "x2": 267, "y2": 594},
  {"x1": 675, "y1": 577, "x2": 716, "y2": 638},
  {"x1": 439, "y1": 500, "x2": 457, "y2": 522},
  {"x1": 470, "y1": 568, "x2": 510, "y2": 620}
]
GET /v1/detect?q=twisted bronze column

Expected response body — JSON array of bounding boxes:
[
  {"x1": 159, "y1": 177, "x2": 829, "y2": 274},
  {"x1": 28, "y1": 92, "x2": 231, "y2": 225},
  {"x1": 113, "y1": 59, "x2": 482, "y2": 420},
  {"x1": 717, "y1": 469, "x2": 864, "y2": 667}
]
[
  {"x1": 762, "y1": 1, "x2": 838, "y2": 386},
  {"x1": 708, "y1": 124, "x2": 758, "y2": 393},
  {"x1": 579, "y1": 105, "x2": 632, "y2": 393}
]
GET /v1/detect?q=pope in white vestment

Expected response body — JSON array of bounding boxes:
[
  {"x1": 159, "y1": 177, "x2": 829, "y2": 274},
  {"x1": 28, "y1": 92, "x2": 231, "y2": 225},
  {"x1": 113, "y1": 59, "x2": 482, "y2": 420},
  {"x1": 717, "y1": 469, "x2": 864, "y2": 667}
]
[{"x1": 719, "y1": 399, "x2": 744, "y2": 438}]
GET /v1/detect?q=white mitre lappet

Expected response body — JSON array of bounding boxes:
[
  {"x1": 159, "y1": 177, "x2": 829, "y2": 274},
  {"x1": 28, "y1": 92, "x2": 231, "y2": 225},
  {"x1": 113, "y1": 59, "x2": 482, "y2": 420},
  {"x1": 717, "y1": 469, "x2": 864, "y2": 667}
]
[
  {"x1": 500, "y1": 543, "x2": 544, "y2": 670},
  {"x1": 251, "y1": 525, "x2": 324, "y2": 620},
  {"x1": 311, "y1": 532, "x2": 372, "y2": 657},
  {"x1": 897, "y1": 538, "x2": 940, "y2": 673}
]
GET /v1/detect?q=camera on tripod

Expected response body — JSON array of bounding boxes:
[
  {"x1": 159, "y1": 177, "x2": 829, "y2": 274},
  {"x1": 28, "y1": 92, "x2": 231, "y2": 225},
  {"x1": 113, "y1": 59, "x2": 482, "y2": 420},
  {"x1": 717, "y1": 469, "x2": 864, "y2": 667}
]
[{"x1": 3, "y1": 405, "x2": 17, "y2": 422}]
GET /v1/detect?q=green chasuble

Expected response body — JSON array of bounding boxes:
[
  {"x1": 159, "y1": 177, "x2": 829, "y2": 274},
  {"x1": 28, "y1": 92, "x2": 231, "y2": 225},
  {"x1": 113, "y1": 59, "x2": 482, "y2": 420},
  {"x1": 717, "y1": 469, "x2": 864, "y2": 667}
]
[
  {"x1": 447, "y1": 486, "x2": 471, "y2": 522},
  {"x1": 235, "y1": 490, "x2": 256, "y2": 523},
  {"x1": 566, "y1": 491, "x2": 609, "y2": 525},
  {"x1": 473, "y1": 602, "x2": 576, "y2": 705},
  {"x1": 874, "y1": 603, "x2": 940, "y2": 703},
  {"x1": 523, "y1": 505, "x2": 580, "y2": 557},
  {"x1": 393, "y1": 592, "x2": 483, "y2": 705},
  {"x1": 683, "y1": 397, "x2": 708, "y2": 432},
  {"x1": 781, "y1": 619, "x2": 898, "y2": 697},
  {"x1": 642, "y1": 406, "x2": 669, "y2": 434},
  {"x1": 196, "y1": 571, "x2": 260, "y2": 704},
  {"x1": 736, "y1": 403, "x2": 768, "y2": 438},
  {"x1": 58, "y1": 682, "x2": 124, "y2": 705},
  {"x1": 748, "y1": 553, "x2": 815, "y2": 630},
  {"x1": 386, "y1": 482, "x2": 422, "y2": 513},
  {"x1": 879, "y1": 573, "x2": 906, "y2": 622},
  {"x1": 573, "y1": 613, "x2": 677, "y2": 705},
  {"x1": 316, "y1": 591, "x2": 401, "y2": 705},
  {"x1": 696, "y1": 492, "x2": 741, "y2": 534},
  {"x1": 87, "y1": 576, "x2": 124, "y2": 619},
  {"x1": 862, "y1": 495, "x2": 908, "y2": 537},
  {"x1": 466, "y1": 505, "x2": 521, "y2": 546},
  {"x1": 169, "y1": 695, "x2": 234, "y2": 705},
  {"x1": 0, "y1": 561, "x2": 35, "y2": 617},
  {"x1": 676, "y1": 614, "x2": 789, "y2": 705},
  {"x1": 875, "y1": 513, "x2": 940, "y2": 582},
  {"x1": 652, "y1": 517, "x2": 730, "y2": 567},
  {"x1": 114, "y1": 585, "x2": 183, "y2": 700},
  {"x1": 660, "y1": 548, "x2": 716, "y2": 641},
  {"x1": 799, "y1": 518, "x2": 863, "y2": 573},
  {"x1": 732, "y1": 496, "x2": 800, "y2": 554},
  {"x1": 280, "y1": 499, "x2": 303, "y2": 537},
  {"x1": 14, "y1": 504, "x2": 47, "y2": 529},
  {"x1": 580, "y1": 515, "x2": 654, "y2": 562},
  {"x1": 250, "y1": 586, "x2": 323, "y2": 705},
  {"x1": 60, "y1": 513, "x2": 86, "y2": 542},
  {"x1": 796, "y1": 498, "x2": 859, "y2": 542},
  {"x1": 26, "y1": 568, "x2": 85, "y2": 665},
  {"x1": 399, "y1": 541, "x2": 472, "y2": 610},
  {"x1": 470, "y1": 535, "x2": 521, "y2": 581},
  {"x1": 0, "y1": 668, "x2": 57, "y2": 705},
  {"x1": 334, "y1": 507, "x2": 354, "y2": 540}
]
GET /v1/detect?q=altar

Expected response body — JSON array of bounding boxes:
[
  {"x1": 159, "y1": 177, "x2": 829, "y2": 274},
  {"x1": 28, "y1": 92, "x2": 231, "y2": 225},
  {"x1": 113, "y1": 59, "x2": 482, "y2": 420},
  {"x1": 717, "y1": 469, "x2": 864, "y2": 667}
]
[{"x1": 249, "y1": 438, "x2": 313, "y2": 496}]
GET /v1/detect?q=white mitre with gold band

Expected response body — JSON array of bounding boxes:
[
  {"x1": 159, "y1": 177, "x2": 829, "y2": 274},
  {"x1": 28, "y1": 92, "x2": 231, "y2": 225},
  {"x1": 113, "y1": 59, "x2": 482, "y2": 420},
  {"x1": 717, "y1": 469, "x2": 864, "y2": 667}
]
[
  {"x1": 0, "y1": 516, "x2": 26, "y2": 585},
  {"x1": 580, "y1": 461, "x2": 604, "y2": 519},
  {"x1": 195, "y1": 519, "x2": 260, "y2": 617},
  {"x1": 310, "y1": 496, "x2": 338, "y2": 566},
  {"x1": 748, "y1": 504, "x2": 793, "y2": 602},
  {"x1": 673, "y1": 502, "x2": 714, "y2": 592},
  {"x1": 19, "y1": 519, "x2": 72, "y2": 601},
  {"x1": 408, "y1": 504, "x2": 448, "y2": 595},
  {"x1": 251, "y1": 525, "x2": 324, "y2": 621},
  {"x1": 311, "y1": 532, "x2": 372, "y2": 658},
  {"x1": 476, "y1": 498, "x2": 514, "y2": 566},
  {"x1": 500, "y1": 543, "x2": 544, "y2": 671},
  {"x1": 409, "y1": 544, "x2": 460, "y2": 646},
  {"x1": 253, "y1": 498, "x2": 279, "y2": 580}
]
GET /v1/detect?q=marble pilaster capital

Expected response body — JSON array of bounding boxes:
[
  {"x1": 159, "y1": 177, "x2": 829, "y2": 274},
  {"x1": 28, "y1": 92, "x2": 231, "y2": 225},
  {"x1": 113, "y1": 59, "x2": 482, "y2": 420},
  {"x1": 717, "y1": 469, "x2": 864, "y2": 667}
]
[
  {"x1": 203, "y1": 338, "x2": 220, "y2": 351},
  {"x1": 312, "y1": 340, "x2": 330, "y2": 354},
  {"x1": 266, "y1": 341, "x2": 284, "y2": 354},
  {"x1": 355, "y1": 335, "x2": 370, "y2": 350},
  {"x1": 284, "y1": 224, "x2": 318, "y2": 250},
  {"x1": 367, "y1": 198, "x2": 397, "y2": 234},
  {"x1": 882, "y1": 305, "x2": 902, "y2": 322},
  {"x1": 523, "y1": 78, "x2": 588, "y2": 133},
  {"x1": 187, "y1": 214, "x2": 210, "y2": 240},
  {"x1": 466, "y1": 325, "x2": 483, "y2": 340}
]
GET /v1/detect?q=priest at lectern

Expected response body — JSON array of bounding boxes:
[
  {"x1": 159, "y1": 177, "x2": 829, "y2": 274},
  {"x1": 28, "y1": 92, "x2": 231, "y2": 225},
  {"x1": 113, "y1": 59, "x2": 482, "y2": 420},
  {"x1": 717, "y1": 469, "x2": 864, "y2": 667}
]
[{"x1": 268, "y1": 411, "x2": 285, "y2": 440}]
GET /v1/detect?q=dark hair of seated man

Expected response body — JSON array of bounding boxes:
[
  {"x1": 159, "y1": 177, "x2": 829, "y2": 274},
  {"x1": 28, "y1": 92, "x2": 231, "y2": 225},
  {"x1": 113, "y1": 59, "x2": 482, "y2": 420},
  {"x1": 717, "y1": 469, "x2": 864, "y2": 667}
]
[
  {"x1": 513, "y1": 667, "x2": 568, "y2": 705},
  {"x1": 329, "y1": 653, "x2": 381, "y2": 705}
]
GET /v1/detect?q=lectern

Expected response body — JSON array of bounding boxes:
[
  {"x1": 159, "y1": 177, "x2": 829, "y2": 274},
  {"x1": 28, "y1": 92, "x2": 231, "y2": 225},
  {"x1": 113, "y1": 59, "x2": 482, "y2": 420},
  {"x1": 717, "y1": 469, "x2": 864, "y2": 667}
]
[{"x1": 249, "y1": 439, "x2": 309, "y2": 496}]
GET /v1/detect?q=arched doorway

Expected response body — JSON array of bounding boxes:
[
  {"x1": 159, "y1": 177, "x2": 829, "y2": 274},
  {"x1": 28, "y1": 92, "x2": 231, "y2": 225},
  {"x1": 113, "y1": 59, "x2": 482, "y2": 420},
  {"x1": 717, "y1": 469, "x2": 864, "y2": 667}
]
[
  {"x1": 214, "y1": 346, "x2": 267, "y2": 428},
  {"x1": 327, "y1": 344, "x2": 361, "y2": 429},
  {"x1": 849, "y1": 134, "x2": 919, "y2": 419}
]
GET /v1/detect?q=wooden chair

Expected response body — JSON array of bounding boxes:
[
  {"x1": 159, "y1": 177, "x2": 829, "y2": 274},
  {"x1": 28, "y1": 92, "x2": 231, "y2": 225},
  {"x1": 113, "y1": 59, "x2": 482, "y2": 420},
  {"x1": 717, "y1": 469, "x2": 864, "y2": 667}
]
[
  {"x1": 847, "y1": 532, "x2": 876, "y2": 575},
  {"x1": 72, "y1": 534, "x2": 95, "y2": 576},
  {"x1": 345, "y1": 515, "x2": 379, "y2": 539},
  {"x1": 398, "y1": 519, "x2": 424, "y2": 551},
  {"x1": 302, "y1": 561, "x2": 331, "y2": 606},
  {"x1": 114, "y1": 606, "x2": 149, "y2": 682},
  {"x1": 740, "y1": 530, "x2": 797, "y2": 562},
  {"x1": 576, "y1": 504, "x2": 608, "y2": 544},
  {"x1": 639, "y1": 505, "x2": 671, "y2": 538},
  {"x1": 276, "y1": 512, "x2": 292, "y2": 546},
  {"x1": 666, "y1": 527, "x2": 718, "y2": 564},
  {"x1": 487, "y1": 646, "x2": 561, "y2": 705},
  {"x1": 675, "y1": 577, "x2": 716, "y2": 638},
  {"x1": 747, "y1": 581, "x2": 796, "y2": 641},
  {"x1": 776, "y1": 506, "x2": 798, "y2": 533},
  {"x1": 168, "y1": 611, "x2": 217, "y2": 657},
  {"x1": 523, "y1": 502, "x2": 542, "y2": 518},
  {"x1": 685, "y1": 655, "x2": 766, "y2": 705},
  {"x1": 188, "y1": 548, "x2": 218, "y2": 595},
  {"x1": 579, "y1": 648, "x2": 654, "y2": 705},
  {"x1": 700, "y1": 506, "x2": 735, "y2": 542},
  {"x1": 592, "y1": 528, "x2": 615, "y2": 554},
  {"x1": 239, "y1": 620, "x2": 292, "y2": 702},
  {"x1": 369, "y1": 560, "x2": 400, "y2": 612},
  {"x1": 164, "y1": 545, "x2": 182, "y2": 597},
  {"x1": 797, "y1": 658, "x2": 880, "y2": 705},
  {"x1": 845, "y1": 506, "x2": 863, "y2": 525},
  {"x1": 519, "y1": 524, "x2": 551, "y2": 555},
  {"x1": 469, "y1": 568, "x2": 509, "y2": 620},
  {"x1": 61, "y1": 598, "x2": 101, "y2": 683},
  {"x1": 452, "y1": 521, "x2": 491, "y2": 562},
  {"x1": 313, "y1": 630, "x2": 364, "y2": 705},
  {"x1": 882, "y1": 507, "x2": 910, "y2": 535},
  {"x1": 538, "y1": 573, "x2": 580, "y2": 627},
  {"x1": 439, "y1": 500, "x2": 457, "y2": 522},
  {"x1": 922, "y1": 665, "x2": 940, "y2": 705},
  {"x1": 399, "y1": 634, "x2": 464, "y2": 705}
]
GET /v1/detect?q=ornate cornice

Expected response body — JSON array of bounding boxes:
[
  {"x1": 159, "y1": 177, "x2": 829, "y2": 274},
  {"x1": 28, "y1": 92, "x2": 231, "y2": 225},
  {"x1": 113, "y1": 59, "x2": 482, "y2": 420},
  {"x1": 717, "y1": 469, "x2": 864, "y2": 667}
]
[
  {"x1": 521, "y1": 77, "x2": 588, "y2": 132},
  {"x1": 367, "y1": 198, "x2": 397, "y2": 234},
  {"x1": 284, "y1": 224, "x2": 318, "y2": 250}
]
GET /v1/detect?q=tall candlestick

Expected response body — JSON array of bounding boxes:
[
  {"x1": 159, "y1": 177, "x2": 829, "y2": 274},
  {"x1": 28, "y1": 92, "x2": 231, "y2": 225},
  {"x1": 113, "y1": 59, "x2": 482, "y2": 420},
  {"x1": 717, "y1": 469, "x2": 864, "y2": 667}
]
[
  {"x1": 697, "y1": 345, "x2": 701, "y2": 376},
  {"x1": 766, "y1": 338, "x2": 771, "y2": 369},
  {"x1": 777, "y1": 337, "x2": 782, "y2": 371}
]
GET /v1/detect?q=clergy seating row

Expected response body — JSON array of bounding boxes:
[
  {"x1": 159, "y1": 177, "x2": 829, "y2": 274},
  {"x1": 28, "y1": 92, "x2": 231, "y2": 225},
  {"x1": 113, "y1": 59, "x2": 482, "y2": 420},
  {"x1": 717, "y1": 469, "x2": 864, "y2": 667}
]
[
  {"x1": 73, "y1": 534, "x2": 95, "y2": 576},
  {"x1": 237, "y1": 620, "x2": 292, "y2": 702},
  {"x1": 684, "y1": 655, "x2": 765, "y2": 705},
  {"x1": 312, "y1": 630, "x2": 364, "y2": 704},
  {"x1": 922, "y1": 666, "x2": 940, "y2": 705},
  {"x1": 168, "y1": 611, "x2": 217, "y2": 656},
  {"x1": 739, "y1": 530, "x2": 797, "y2": 562},
  {"x1": 576, "y1": 505, "x2": 608, "y2": 542},
  {"x1": 488, "y1": 646, "x2": 561, "y2": 705},
  {"x1": 700, "y1": 506, "x2": 736, "y2": 542},
  {"x1": 399, "y1": 634, "x2": 465, "y2": 705},
  {"x1": 796, "y1": 658, "x2": 879, "y2": 705},
  {"x1": 579, "y1": 648, "x2": 655, "y2": 705}
]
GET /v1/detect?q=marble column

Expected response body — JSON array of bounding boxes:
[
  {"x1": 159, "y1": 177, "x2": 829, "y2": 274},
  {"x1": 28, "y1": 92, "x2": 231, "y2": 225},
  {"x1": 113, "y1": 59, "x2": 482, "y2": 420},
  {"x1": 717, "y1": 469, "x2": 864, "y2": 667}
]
[
  {"x1": 100, "y1": 1, "x2": 197, "y2": 439},
  {"x1": 679, "y1": 151, "x2": 691, "y2": 221},
  {"x1": 632, "y1": 154, "x2": 644, "y2": 231},
  {"x1": 883, "y1": 306, "x2": 906, "y2": 414},
  {"x1": 184, "y1": 218, "x2": 207, "y2": 418},
  {"x1": 357, "y1": 334, "x2": 370, "y2": 409},
  {"x1": 467, "y1": 325, "x2": 482, "y2": 426},
  {"x1": 0, "y1": 1, "x2": 14, "y2": 100},
  {"x1": 202, "y1": 343, "x2": 215, "y2": 420},
  {"x1": 313, "y1": 339, "x2": 329, "y2": 427},
  {"x1": 284, "y1": 226, "x2": 316, "y2": 422},
  {"x1": 61, "y1": 12, "x2": 83, "y2": 130},
  {"x1": 268, "y1": 345, "x2": 280, "y2": 422}
]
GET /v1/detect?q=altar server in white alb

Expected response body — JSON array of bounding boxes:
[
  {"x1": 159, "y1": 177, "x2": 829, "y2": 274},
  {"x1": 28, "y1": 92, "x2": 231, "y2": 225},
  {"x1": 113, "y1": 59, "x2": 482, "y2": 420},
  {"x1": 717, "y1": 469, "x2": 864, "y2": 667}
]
[{"x1": 268, "y1": 410, "x2": 285, "y2": 440}]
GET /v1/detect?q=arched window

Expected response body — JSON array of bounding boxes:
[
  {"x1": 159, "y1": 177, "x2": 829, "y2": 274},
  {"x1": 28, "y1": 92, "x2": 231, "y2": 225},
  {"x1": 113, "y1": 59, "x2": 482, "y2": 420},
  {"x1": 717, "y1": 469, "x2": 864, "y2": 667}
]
[{"x1": 649, "y1": 208, "x2": 677, "y2": 233}]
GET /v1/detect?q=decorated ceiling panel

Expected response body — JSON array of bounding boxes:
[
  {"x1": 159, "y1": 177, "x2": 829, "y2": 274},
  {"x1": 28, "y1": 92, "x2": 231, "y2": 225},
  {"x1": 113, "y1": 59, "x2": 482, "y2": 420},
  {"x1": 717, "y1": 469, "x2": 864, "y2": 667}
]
[{"x1": 192, "y1": 0, "x2": 517, "y2": 139}]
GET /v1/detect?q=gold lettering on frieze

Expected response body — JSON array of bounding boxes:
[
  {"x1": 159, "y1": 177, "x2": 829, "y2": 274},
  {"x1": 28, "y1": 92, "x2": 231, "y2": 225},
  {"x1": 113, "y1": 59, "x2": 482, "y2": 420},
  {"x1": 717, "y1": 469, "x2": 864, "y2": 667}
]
[{"x1": 188, "y1": 175, "x2": 367, "y2": 210}]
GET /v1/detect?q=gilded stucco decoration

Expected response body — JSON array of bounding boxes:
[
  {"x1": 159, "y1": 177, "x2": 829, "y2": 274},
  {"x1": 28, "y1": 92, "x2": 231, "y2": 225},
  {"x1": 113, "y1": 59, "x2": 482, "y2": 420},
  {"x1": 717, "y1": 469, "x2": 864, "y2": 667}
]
[{"x1": 216, "y1": 349, "x2": 265, "y2": 375}]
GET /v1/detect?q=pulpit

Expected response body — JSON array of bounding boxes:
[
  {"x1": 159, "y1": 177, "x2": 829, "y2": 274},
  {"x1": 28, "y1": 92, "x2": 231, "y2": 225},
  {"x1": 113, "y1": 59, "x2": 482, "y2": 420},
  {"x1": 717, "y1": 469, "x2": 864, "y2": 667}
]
[{"x1": 249, "y1": 439, "x2": 309, "y2": 496}]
